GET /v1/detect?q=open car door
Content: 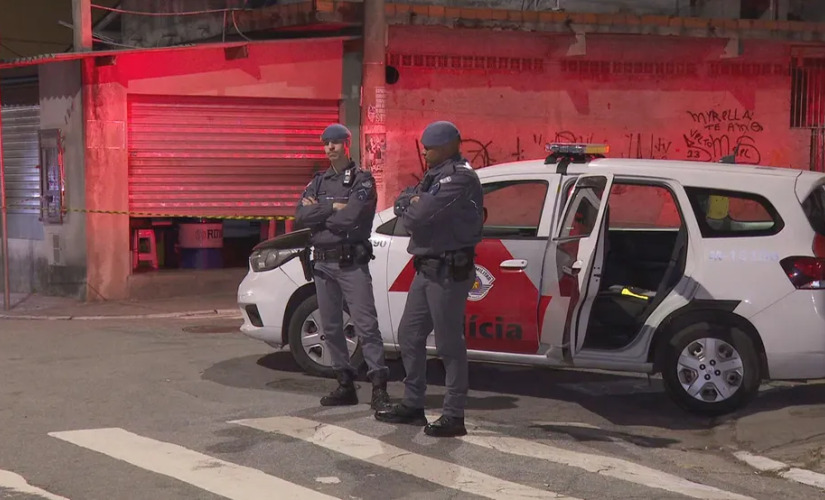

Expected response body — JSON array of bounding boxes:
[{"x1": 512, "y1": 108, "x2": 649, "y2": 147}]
[{"x1": 551, "y1": 174, "x2": 614, "y2": 362}]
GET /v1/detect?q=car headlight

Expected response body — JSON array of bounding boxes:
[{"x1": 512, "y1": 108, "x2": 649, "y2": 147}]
[{"x1": 249, "y1": 248, "x2": 301, "y2": 272}]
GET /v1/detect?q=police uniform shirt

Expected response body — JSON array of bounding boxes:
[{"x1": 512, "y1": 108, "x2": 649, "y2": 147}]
[
  {"x1": 396, "y1": 154, "x2": 483, "y2": 256},
  {"x1": 295, "y1": 162, "x2": 377, "y2": 248}
]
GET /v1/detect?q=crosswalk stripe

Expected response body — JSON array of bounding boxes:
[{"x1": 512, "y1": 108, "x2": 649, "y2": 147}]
[
  {"x1": 48, "y1": 427, "x2": 337, "y2": 500},
  {"x1": 734, "y1": 451, "x2": 825, "y2": 491},
  {"x1": 0, "y1": 470, "x2": 70, "y2": 500},
  {"x1": 460, "y1": 434, "x2": 755, "y2": 500},
  {"x1": 231, "y1": 416, "x2": 579, "y2": 500}
]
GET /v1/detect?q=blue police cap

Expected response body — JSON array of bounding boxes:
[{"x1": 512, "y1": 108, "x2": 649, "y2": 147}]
[
  {"x1": 421, "y1": 121, "x2": 460, "y2": 148},
  {"x1": 321, "y1": 124, "x2": 351, "y2": 142}
]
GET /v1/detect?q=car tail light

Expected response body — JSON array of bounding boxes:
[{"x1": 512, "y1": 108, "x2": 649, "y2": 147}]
[
  {"x1": 781, "y1": 256, "x2": 825, "y2": 289},
  {"x1": 815, "y1": 233, "x2": 825, "y2": 258}
]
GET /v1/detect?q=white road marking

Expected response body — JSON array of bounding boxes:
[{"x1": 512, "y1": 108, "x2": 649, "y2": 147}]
[
  {"x1": 315, "y1": 477, "x2": 341, "y2": 484},
  {"x1": 231, "y1": 416, "x2": 578, "y2": 500},
  {"x1": 461, "y1": 435, "x2": 755, "y2": 500},
  {"x1": 48, "y1": 427, "x2": 337, "y2": 500},
  {"x1": 734, "y1": 451, "x2": 825, "y2": 491},
  {"x1": 0, "y1": 469, "x2": 70, "y2": 500}
]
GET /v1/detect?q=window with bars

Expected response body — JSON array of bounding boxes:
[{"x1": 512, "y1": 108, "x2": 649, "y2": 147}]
[{"x1": 791, "y1": 56, "x2": 825, "y2": 129}]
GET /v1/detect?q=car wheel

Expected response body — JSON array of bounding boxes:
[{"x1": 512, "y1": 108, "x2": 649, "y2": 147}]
[
  {"x1": 661, "y1": 323, "x2": 761, "y2": 416},
  {"x1": 287, "y1": 294, "x2": 364, "y2": 378}
]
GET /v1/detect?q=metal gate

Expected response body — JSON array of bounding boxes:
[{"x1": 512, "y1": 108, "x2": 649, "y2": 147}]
[
  {"x1": 791, "y1": 50, "x2": 825, "y2": 172},
  {"x1": 1, "y1": 105, "x2": 41, "y2": 215},
  {"x1": 127, "y1": 94, "x2": 340, "y2": 217}
]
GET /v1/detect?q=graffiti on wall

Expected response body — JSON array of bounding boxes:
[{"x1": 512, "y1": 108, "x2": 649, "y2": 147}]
[
  {"x1": 682, "y1": 108, "x2": 764, "y2": 164},
  {"x1": 410, "y1": 107, "x2": 768, "y2": 177}
]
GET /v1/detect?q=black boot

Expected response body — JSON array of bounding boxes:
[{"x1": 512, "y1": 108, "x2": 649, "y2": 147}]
[
  {"x1": 320, "y1": 370, "x2": 358, "y2": 406},
  {"x1": 369, "y1": 372, "x2": 391, "y2": 410},
  {"x1": 424, "y1": 415, "x2": 467, "y2": 437},
  {"x1": 374, "y1": 403, "x2": 427, "y2": 425}
]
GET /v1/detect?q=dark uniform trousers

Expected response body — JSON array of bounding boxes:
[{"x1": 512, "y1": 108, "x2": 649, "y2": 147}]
[
  {"x1": 398, "y1": 261, "x2": 475, "y2": 418},
  {"x1": 313, "y1": 259, "x2": 388, "y2": 379}
]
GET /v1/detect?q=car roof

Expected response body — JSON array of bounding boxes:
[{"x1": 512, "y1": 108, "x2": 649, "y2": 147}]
[
  {"x1": 475, "y1": 156, "x2": 825, "y2": 201},
  {"x1": 476, "y1": 157, "x2": 802, "y2": 179}
]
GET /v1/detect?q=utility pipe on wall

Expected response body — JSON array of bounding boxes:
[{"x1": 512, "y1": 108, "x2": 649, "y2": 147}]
[{"x1": 0, "y1": 74, "x2": 10, "y2": 311}]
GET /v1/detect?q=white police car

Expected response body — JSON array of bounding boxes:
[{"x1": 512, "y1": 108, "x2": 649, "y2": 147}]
[{"x1": 238, "y1": 144, "x2": 825, "y2": 416}]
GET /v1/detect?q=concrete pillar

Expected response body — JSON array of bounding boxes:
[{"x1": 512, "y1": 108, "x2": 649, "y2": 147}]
[
  {"x1": 360, "y1": 0, "x2": 389, "y2": 210},
  {"x1": 82, "y1": 59, "x2": 130, "y2": 301},
  {"x1": 72, "y1": 0, "x2": 93, "y2": 51}
]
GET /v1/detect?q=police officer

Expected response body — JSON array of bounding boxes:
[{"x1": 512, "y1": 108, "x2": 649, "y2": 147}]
[
  {"x1": 294, "y1": 123, "x2": 390, "y2": 410},
  {"x1": 374, "y1": 121, "x2": 483, "y2": 437}
]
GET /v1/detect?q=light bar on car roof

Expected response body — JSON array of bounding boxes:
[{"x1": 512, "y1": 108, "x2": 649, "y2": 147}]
[{"x1": 545, "y1": 143, "x2": 610, "y2": 155}]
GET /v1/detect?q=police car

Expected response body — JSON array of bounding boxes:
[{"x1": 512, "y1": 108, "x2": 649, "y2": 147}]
[{"x1": 237, "y1": 143, "x2": 825, "y2": 416}]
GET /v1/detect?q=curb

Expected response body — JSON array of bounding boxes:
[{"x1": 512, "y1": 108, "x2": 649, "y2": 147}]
[{"x1": 0, "y1": 308, "x2": 243, "y2": 321}]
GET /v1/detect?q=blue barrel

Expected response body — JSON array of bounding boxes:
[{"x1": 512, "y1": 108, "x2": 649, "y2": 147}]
[{"x1": 178, "y1": 219, "x2": 224, "y2": 269}]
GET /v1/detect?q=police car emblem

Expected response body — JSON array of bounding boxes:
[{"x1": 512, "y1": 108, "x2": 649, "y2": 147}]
[{"x1": 467, "y1": 265, "x2": 495, "y2": 301}]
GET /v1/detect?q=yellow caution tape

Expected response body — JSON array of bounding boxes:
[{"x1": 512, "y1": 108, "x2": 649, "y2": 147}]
[
  {"x1": 61, "y1": 207, "x2": 296, "y2": 220},
  {"x1": 621, "y1": 287, "x2": 650, "y2": 300}
]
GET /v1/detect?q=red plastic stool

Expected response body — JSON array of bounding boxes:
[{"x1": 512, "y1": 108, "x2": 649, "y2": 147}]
[{"x1": 133, "y1": 229, "x2": 158, "y2": 270}]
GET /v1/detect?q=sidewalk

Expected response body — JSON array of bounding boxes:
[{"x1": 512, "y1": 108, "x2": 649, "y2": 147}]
[{"x1": 0, "y1": 292, "x2": 242, "y2": 320}]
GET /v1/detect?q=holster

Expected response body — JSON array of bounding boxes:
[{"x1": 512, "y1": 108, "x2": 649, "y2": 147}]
[
  {"x1": 444, "y1": 248, "x2": 475, "y2": 281},
  {"x1": 299, "y1": 247, "x2": 313, "y2": 281},
  {"x1": 353, "y1": 242, "x2": 374, "y2": 266}
]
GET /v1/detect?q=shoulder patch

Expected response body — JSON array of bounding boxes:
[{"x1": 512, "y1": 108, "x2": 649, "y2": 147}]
[
  {"x1": 428, "y1": 182, "x2": 441, "y2": 195},
  {"x1": 362, "y1": 179, "x2": 373, "y2": 188}
]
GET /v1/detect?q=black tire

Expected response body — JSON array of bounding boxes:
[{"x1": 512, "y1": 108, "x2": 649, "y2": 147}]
[
  {"x1": 286, "y1": 294, "x2": 364, "y2": 379},
  {"x1": 660, "y1": 322, "x2": 761, "y2": 416}
]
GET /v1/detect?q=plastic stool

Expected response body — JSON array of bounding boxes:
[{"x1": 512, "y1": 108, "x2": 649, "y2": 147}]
[{"x1": 133, "y1": 229, "x2": 158, "y2": 270}]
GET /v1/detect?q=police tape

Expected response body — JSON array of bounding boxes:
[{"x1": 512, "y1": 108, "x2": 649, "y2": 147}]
[{"x1": 7, "y1": 204, "x2": 296, "y2": 221}]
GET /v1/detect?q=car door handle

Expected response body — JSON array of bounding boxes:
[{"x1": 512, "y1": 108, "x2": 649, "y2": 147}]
[
  {"x1": 562, "y1": 260, "x2": 582, "y2": 275},
  {"x1": 500, "y1": 259, "x2": 527, "y2": 270}
]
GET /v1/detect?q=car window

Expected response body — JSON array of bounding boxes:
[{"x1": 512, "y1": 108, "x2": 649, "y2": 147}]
[
  {"x1": 684, "y1": 187, "x2": 783, "y2": 237},
  {"x1": 559, "y1": 176, "x2": 607, "y2": 238},
  {"x1": 607, "y1": 184, "x2": 682, "y2": 229},
  {"x1": 802, "y1": 185, "x2": 825, "y2": 236},
  {"x1": 482, "y1": 180, "x2": 549, "y2": 238},
  {"x1": 375, "y1": 216, "x2": 409, "y2": 236}
]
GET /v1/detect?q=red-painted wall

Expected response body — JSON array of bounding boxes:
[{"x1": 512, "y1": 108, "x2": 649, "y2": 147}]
[
  {"x1": 384, "y1": 26, "x2": 810, "y2": 202},
  {"x1": 91, "y1": 40, "x2": 343, "y2": 98},
  {"x1": 83, "y1": 40, "x2": 343, "y2": 300}
]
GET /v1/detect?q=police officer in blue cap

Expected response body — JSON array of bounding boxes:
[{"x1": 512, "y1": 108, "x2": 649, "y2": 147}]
[
  {"x1": 295, "y1": 123, "x2": 390, "y2": 410},
  {"x1": 374, "y1": 121, "x2": 484, "y2": 437}
]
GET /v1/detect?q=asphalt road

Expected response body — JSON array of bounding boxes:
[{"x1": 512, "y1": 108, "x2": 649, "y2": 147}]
[{"x1": 1, "y1": 317, "x2": 824, "y2": 500}]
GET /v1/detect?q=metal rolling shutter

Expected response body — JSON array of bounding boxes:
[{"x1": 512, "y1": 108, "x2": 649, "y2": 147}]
[
  {"x1": 1, "y1": 105, "x2": 41, "y2": 215},
  {"x1": 127, "y1": 94, "x2": 340, "y2": 217}
]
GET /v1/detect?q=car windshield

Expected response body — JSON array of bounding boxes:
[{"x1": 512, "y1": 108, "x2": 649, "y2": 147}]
[{"x1": 803, "y1": 185, "x2": 825, "y2": 236}]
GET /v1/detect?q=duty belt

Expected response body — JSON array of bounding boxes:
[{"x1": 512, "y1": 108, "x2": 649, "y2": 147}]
[{"x1": 313, "y1": 242, "x2": 366, "y2": 261}]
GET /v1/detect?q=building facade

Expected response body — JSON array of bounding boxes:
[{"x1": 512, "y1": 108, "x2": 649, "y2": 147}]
[{"x1": 1, "y1": 0, "x2": 824, "y2": 301}]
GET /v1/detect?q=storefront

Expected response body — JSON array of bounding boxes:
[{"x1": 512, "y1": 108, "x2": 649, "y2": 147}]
[
  {"x1": 126, "y1": 93, "x2": 339, "y2": 272},
  {"x1": 77, "y1": 38, "x2": 348, "y2": 299}
]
